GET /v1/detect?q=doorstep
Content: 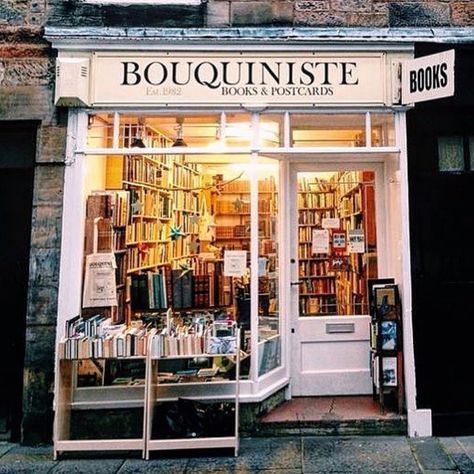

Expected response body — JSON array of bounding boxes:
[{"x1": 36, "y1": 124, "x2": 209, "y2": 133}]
[{"x1": 251, "y1": 395, "x2": 407, "y2": 437}]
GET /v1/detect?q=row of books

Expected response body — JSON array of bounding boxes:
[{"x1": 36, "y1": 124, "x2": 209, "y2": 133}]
[
  {"x1": 65, "y1": 314, "x2": 124, "y2": 339},
  {"x1": 299, "y1": 296, "x2": 337, "y2": 316},
  {"x1": 299, "y1": 277, "x2": 335, "y2": 294},
  {"x1": 60, "y1": 315, "x2": 238, "y2": 359},
  {"x1": 297, "y1": 191, "x2": 335, "y2": 209},
  {"x1": 60, "y1": 320, "x2": 148, "y2": 359},
  {"x1": 298, "y1": 209, "x2": 332, "y2": 225},
  {"x1": 126, "y1": 156, "x2": 168, "y2": 188},
  {"x1": 88, "y1": 190, "x2": 130, "y2": 228},
  {"x1": 131, "y1": 269, "x2": 217, "y2": 311}
]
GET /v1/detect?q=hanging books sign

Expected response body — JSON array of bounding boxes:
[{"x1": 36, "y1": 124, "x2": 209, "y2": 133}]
[
  {"x1": 83, "y1": 253, "x2": 118, "y2": 308},
  {"x1": 224, "y1": 250, "x2": 247, "y2": 277}
]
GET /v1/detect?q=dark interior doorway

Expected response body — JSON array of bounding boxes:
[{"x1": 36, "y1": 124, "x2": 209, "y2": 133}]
[
  {"x1": 407, "y1": 44, "x2": 474, "y2": 435},
  {"x1": 0, "y1": 121, "x2": 36, "y2": 441}
]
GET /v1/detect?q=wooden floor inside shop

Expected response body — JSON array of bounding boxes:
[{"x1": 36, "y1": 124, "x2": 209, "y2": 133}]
[{"x1": 258, "y1": 396, "x2": 407, "y2": 436}]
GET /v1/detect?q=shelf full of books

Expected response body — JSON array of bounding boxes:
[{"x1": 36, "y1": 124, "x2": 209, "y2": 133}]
[
  {"x1": 297, "y1": 176, "x2": 337, "y2": 316},
  {"x1": 296, "y1": 171, "x2": 377, "y2": 317},
  {"x1": 54, "y1": 315, "x2": 242, "y2": 459}
]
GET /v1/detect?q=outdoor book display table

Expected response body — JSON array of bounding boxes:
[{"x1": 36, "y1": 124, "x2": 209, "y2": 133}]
[{"x1": 53, "y1": 324, "x2": 241, "y2": 459}]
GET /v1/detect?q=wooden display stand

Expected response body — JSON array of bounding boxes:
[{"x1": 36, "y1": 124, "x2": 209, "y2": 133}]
[
  {"x1": 53, "y1": 327, "x2": 240, "y2": 459},
  {"x1": 53, "y1": 357, "x2": 147, "y2": 459},
  {"x1": 369, "y1": 280, "x2": 405, "y2": 414},
  {"x1": 145, "y1": 327, "x2": 240, "y2": 458}
]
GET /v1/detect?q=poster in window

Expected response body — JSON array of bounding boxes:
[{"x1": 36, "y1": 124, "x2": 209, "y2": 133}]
[
  {"x1": 332, "y1": 230, "x2": 346, "y2": 252},
  {"x1": 83, "y1": 252, "x2": 118, "y2": 308},
  {"x1": 224, "y1": 250, "x2": 247, "y2": 277},
  {"x1": 382, "y1": 357, "x2": 397, "y2": 386},
  {"x1": 312, "y1": 229, "x2": 329, "y2": 254},
  {"x1": 322, "y1": 217, "x2": 340, "y2": 229},
  {"x1": 348, "y1": 229, "x2": 365, "y2": 253}
]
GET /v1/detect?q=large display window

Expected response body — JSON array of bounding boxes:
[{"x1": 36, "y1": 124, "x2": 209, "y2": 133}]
[{"x1": 56, "y1": 109, "x2": 406, "y2": 405}]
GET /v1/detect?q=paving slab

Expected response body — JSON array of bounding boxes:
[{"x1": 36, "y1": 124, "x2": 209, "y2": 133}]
[
  {"x1": 449, "y1": 453, "x2": 474, "y2": 474},
  {"x1": 302, "y1": 436, "x2": 420, "y2": 473},
  {"x1": 457, "y1": 437, "x2": 474, "y2": 460},
  {"x1": 0, "y1": 443, "x2": 15, "y2": 457},
  {"x1": 118, "y1": 457, "x2": 187, "y2": 473},
  {"x1": 409, "y1": 437, "x2": 457, "y2": 471},
  {"x1": 0, "y1": 445, "x2": 57, "y2": 474},
  {"x1": 52, "y1": 458, "x2": 125, "y2": 473},
  {"x1": 236, "y1": 437, "x2": 303, "y2": 471}
]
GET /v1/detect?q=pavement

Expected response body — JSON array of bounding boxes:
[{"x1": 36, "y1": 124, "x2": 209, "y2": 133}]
[{"x1": 0, "y1": 436, "x2": 474, "y2": 473}]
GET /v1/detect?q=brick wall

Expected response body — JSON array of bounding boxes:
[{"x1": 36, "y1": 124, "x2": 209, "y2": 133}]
[{"x1": 1, "y1": 1, "x2": 65, "y2": 445}]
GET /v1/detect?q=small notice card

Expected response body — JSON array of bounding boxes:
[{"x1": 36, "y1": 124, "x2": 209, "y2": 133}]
[
  {"x1": 348, "y1": 229, "x2": 365, "y2": 253},
  {"x1": 312, "y1": 229, "x2": 330, "y2": 254},
  {"x1": 322, "y1": 217, "x2": 340, "y2": 229},
  {"x1": 224, "y1": 250, "x2": 247, "y2": 277}
]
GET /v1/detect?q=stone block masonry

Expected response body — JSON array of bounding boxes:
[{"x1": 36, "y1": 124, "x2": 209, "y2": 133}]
[{"x1": 207, "y1": 0, "x2": 474, "y2": 27}]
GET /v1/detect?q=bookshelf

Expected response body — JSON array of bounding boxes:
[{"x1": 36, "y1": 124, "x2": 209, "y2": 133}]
[
  {"x1": 297, "y1": 177, "x2": 337, "y2": 316},
  {"x1": 334, "y1": 171, "x2": 377, "y2": 315},
  {"x1": 53, "y1": 317, "x2": 241, "y2": 459},
  {"x1": 214, "y1": 177, "x2": 276, "y2": 251},
  {"x1": 145, "y1": 324, "x2": 240, "y2": 458}
]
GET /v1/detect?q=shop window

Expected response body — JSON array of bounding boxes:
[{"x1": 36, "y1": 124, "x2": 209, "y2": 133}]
[
  {"x1": 78, "y1": 116, "x2": 286, "y2": 385},
  {"x1": 371, "y1": 113, "x2": 396, "y2": 147},
  {"x1": 259, "y1": 114, "x2": 284, "y2": 148},
  {"x1": 256, "y1": 160, "x2": 280, "y2": 376},
  {"x1": 87, "y1": 113, "x2": 114, "y2": 148},
  {"x1": 438, "y1": 135, "x2": 465, "y2": 172},
  {"x1": 290, "y1": 113, "x2": 366, "y2": 147},
  {"x1": 297, "y1": 171, "x2": 377, "y2": 316}
]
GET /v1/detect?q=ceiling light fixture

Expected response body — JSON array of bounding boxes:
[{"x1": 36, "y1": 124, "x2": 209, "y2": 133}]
[{"x1": 172, "y1": 117, "x2": 187, "y2": 147}]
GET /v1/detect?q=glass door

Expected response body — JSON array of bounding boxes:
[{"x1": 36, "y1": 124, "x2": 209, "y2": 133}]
[{"x1": 290, "y1": 164, "x2": 383, "y2": 396}]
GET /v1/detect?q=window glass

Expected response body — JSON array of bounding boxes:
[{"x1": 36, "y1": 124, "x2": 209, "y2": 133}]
[
  {"x1": 87, "y1": 113, "x2": 113, "y2": 148},
  {"x1": 81, "y1": 138, "x2": 256, "y2": 380},
  {"x1": 257, "y1": 160, "x2": 280, "y2": 376},
  {"x1": 371, "y1": 113, "x2": 395, "y2": 147},
  {"x1": 438, "y1": 136, "x2": 464, "y2": 172},
  {"x1": 297, "y1": 171, "x2": 377, "y2": 316},
  {"x1": 259, "y1": 114, "x2": 284, "y2": 147},
  {"x1": 291, "y1": 114, "x2": 366, "y2": 147}
]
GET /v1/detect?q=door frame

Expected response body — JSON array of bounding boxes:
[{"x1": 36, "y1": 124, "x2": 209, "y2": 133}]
[{"x1": 287, "y1": 159, "x2": 387, "y2": 397}]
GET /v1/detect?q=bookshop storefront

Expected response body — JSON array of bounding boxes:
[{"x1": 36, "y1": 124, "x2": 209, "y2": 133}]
[{"x1": 51, "y1": 40, "x2": 429, "y2": 456}]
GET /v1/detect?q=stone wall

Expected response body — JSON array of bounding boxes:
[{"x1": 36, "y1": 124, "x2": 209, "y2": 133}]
[
  {"x1": 39, "y1": 0, "x2": 474, "y2": 28},
  {"x1": 1, "y1": 1, "x2": 65, "y2": 445},
  {"x1": 207, "y1": 0, "x2": 474, "y2": 27}
]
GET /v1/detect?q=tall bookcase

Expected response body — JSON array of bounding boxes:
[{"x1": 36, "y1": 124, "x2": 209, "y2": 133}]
[
  {"x1": 297, "y1": 177, "x2": 337, "y2": 316},
  {"x1": 334, "y1": 171, "x2": 377, "y2": 315}
]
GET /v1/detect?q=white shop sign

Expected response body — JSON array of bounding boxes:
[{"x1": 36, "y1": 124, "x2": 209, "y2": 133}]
[
  {"x1": 402, "y1": 50, "x2": 455, "y2": 105},
  {"x1": 89, "y1": 53, "x2": 387, "y2": 106}
]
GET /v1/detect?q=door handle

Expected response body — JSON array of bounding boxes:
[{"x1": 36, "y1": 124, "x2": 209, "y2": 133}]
[{"x1": 290, "y1": 281, "x2": 302, "y2": 286}]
